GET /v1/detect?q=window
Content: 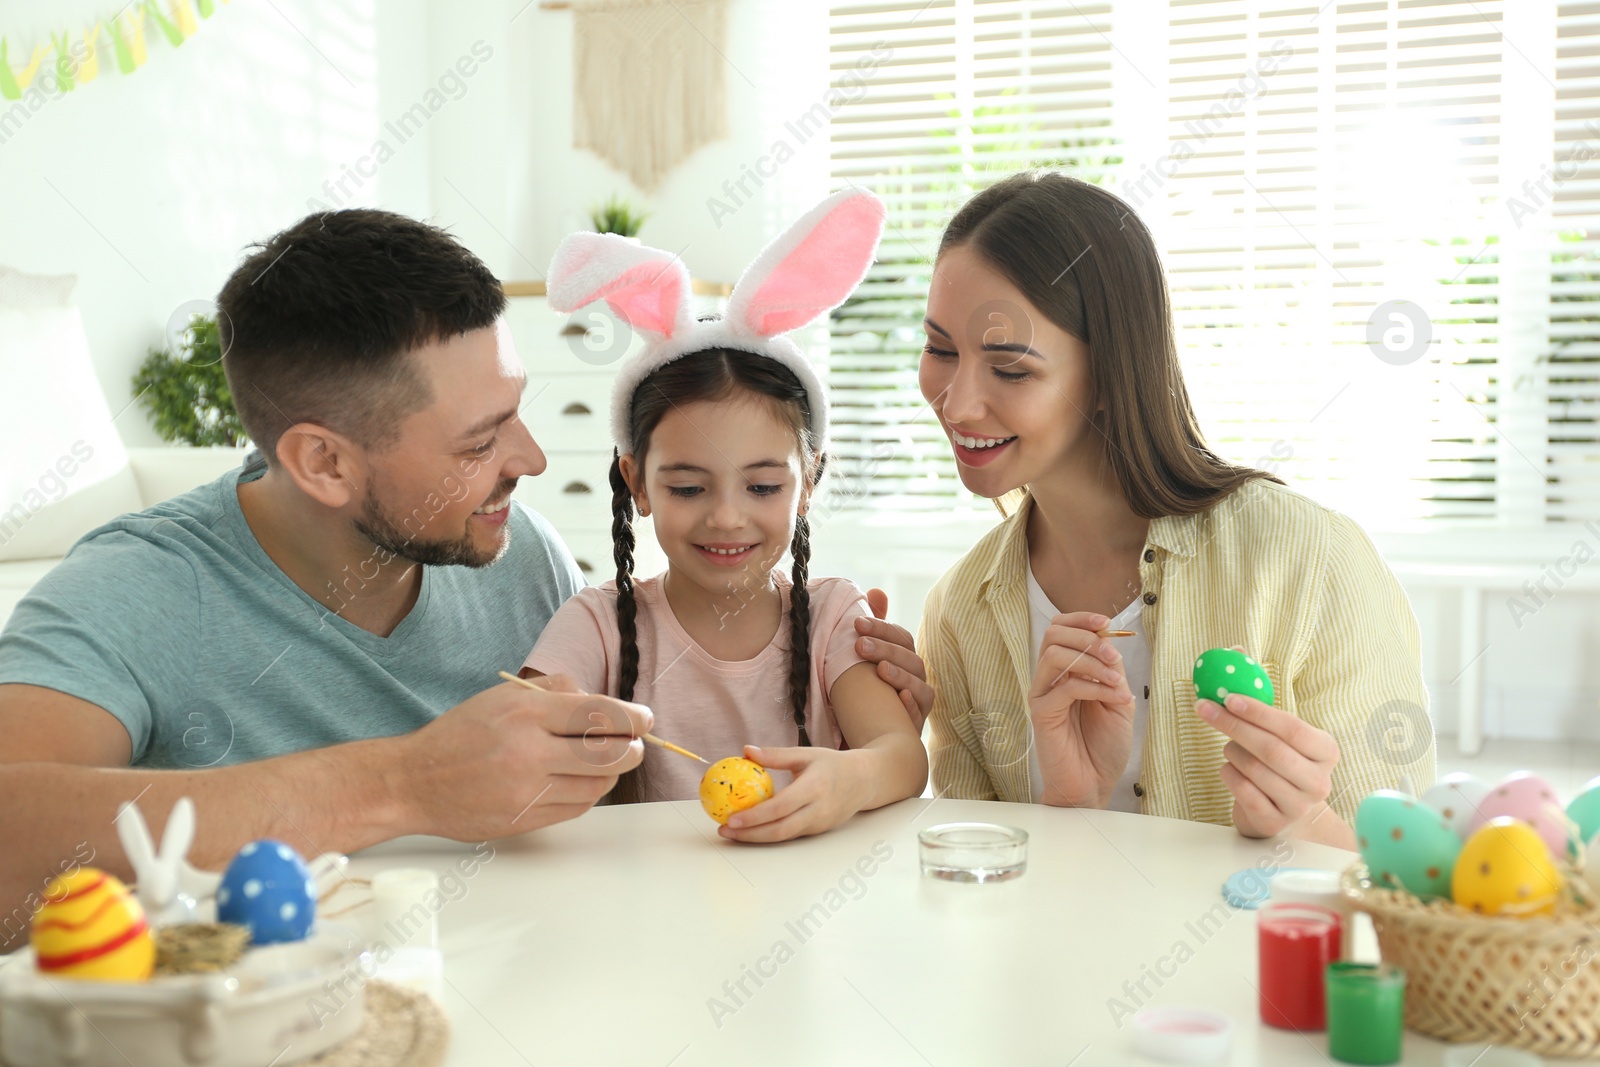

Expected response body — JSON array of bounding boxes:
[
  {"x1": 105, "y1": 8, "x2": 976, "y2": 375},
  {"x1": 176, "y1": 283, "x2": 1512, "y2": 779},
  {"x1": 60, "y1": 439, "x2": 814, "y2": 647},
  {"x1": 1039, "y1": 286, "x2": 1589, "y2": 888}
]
[
  {"x1": 827, "y1": 0, "x2": 1116, "y2": 512},
  {"x1": 825, "y1": 0, "x2": 1600, "y2": 527}
]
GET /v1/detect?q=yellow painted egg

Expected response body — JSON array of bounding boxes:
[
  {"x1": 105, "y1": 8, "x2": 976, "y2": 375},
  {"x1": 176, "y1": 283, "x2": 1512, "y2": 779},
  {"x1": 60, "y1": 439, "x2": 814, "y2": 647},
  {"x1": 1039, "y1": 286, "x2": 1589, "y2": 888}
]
[
  {"x1": 1452, "y1": 817, "x2": 1563, "y2": 917},
  {"x1": 700, "y1": 757, "x2": 775, "y2": 825},
  {"x1": 31, "y1": 868, "x2": 154, "y2": 981}
]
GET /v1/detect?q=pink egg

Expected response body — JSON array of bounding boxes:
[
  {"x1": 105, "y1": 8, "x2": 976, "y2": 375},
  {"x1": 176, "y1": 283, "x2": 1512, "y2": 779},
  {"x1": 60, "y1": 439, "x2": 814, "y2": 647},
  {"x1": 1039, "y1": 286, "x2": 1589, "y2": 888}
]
[{"x1": 1469, "y1": 772, "x2": 1570, "y2": 858}]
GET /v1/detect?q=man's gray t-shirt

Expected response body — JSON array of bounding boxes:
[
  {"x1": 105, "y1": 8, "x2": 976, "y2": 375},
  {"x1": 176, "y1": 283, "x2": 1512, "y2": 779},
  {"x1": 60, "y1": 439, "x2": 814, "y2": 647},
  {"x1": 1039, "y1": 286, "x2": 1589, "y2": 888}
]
[{"x1": 0, "y1": 451, "x2": 583, "y2": 768}]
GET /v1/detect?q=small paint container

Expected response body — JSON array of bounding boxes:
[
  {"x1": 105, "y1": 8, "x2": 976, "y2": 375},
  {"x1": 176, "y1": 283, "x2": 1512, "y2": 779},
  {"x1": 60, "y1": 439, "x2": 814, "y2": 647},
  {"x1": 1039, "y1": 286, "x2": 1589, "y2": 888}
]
[
  {"x1": 1258, "y1": 902, "x2": 1342, "y2": 1030},
  {"x1": 917, "y1": 823, "x2": 1027, "y2": 883},
  {"x1": 1326, "y1": 962, "x2": 1405, "y2": 1064},
  {"x1": 371, "y1": 868, "x2": 440, "y2": 951},
  {"x1": 1270, "y1": 868, "x2": 1354, "y2": 958},
  {"x1": 1132, "y1": 1007, "x2": 1233, "y2": 1063}
]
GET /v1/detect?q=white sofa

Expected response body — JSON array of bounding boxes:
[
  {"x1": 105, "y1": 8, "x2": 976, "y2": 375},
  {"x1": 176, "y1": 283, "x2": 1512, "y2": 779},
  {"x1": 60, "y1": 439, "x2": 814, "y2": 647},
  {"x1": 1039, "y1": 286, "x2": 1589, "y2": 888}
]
[{"x1": 0, "y1": 447, "x2": 251, "y2": 630}]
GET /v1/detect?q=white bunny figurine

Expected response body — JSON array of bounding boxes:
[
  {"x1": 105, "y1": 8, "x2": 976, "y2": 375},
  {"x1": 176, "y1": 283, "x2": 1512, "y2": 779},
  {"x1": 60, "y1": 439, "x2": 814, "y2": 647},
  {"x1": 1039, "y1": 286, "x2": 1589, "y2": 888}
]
[{"x1": 116, "y1": 796, "x2": 199, "y2": 926}]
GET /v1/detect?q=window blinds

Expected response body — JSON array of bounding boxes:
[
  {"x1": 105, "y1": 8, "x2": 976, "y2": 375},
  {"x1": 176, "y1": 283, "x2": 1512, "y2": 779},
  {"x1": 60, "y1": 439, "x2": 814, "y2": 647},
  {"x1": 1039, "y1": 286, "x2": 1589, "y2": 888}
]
[{"x1": 826, "y1": 0, "x2": 1600, "y2": 527}]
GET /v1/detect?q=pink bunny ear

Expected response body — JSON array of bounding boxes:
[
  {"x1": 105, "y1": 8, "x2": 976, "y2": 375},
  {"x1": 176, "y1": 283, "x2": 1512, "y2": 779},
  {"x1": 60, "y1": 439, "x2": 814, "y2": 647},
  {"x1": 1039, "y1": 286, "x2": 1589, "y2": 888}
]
[
  {"x1": 547, "y1": 232, "x2": 691, "y2": 340},
  {"x1": 725, "y1": 188, "x2": 887, "y2": 338}
]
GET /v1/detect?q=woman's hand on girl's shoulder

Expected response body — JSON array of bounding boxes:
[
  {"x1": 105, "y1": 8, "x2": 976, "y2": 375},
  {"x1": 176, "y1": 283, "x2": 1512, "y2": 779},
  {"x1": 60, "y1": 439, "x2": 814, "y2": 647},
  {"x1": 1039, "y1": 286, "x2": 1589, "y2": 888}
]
[
  {"x1": 717, "y1": 745, "x2": 869, "y2": 844},
  {"x1": 852, "y1": 588, "x2": 933, "y2": 724}
]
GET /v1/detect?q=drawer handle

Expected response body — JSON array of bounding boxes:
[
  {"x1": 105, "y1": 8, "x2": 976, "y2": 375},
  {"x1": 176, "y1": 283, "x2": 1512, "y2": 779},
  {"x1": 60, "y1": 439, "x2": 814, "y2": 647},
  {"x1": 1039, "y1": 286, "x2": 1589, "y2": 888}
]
[
  {"x1": 561, "y1": 402, "x2": 593, "y2": 416},
  {"x1": 576, "y1": 558, "x2": 594, "y2": 574},
  {"x1": 563, "y1": 481, "x2": 593, "y2": 495}
]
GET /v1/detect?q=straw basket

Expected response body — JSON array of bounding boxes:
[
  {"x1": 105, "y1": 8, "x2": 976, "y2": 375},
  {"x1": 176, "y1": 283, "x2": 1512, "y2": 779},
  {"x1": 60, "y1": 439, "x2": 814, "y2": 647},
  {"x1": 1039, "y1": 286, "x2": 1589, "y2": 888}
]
[{"x1": 1341, "y1": 863, "x2": 1600, "y2": 1057}]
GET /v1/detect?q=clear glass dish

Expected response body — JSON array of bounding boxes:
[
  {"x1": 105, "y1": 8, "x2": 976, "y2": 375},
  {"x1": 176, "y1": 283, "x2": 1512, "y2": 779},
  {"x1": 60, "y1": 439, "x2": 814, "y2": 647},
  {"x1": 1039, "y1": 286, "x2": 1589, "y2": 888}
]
[{"x1": 917, "y1": 822, "x2": 1028, "y2": 883}]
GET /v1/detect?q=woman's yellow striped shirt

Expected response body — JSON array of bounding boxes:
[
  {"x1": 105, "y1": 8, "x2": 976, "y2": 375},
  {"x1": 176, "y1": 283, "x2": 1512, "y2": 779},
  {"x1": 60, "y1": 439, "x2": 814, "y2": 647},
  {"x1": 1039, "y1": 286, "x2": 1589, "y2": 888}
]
[{"x1": 919, "y1": 477, "x2": 1437, "y2": 827}]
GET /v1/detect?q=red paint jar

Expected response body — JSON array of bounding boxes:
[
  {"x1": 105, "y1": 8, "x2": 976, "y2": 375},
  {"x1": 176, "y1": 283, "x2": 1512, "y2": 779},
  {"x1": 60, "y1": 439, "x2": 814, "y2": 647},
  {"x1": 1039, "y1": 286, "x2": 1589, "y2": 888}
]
[{"x1": 1257, "y1": 902, "x2": 1342, "y2": 1031}]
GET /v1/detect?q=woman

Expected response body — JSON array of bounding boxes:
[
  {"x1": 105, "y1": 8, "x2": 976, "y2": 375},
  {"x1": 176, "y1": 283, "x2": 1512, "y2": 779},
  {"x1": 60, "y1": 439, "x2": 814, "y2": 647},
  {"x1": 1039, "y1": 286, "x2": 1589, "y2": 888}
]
[{"x1": 918, "y1": 171, "x2": 1434, "y2": 847}]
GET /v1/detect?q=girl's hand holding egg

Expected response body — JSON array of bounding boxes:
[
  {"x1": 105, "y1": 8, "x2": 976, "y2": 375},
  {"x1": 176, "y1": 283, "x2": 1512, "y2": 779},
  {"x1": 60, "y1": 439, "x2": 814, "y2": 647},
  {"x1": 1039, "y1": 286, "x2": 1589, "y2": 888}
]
[{"x1": 715, "y1": 746, "x2": 869, "y2": 843}]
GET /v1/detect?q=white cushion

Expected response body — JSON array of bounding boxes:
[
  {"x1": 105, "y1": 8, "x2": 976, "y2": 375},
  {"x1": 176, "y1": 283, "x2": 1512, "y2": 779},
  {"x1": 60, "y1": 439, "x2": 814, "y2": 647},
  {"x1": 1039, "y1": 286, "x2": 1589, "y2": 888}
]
[
  {"x1": 0, "y1": 266, "x2": 78, "y2": 308},
  {"x1": 127, "y1": 446, "x2": 252, "y2": 506},
  {"x1": 0, "y1": 306, "x2": 143, "y2": 562}
]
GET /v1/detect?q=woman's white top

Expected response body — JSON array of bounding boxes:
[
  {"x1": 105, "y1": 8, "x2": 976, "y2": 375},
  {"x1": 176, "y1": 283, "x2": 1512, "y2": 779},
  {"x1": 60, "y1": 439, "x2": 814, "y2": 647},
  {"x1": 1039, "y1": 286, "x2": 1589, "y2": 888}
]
[{"x1": 1024, "y1": 568, "x2": 1151, "y2": 812}]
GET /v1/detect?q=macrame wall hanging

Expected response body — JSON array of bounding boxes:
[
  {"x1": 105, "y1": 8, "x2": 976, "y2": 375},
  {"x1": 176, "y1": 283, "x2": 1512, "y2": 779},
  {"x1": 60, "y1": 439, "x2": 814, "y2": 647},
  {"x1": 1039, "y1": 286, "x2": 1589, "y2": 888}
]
[{"x1": 568, "y1": 0, "x2": 729, "y2": 192}]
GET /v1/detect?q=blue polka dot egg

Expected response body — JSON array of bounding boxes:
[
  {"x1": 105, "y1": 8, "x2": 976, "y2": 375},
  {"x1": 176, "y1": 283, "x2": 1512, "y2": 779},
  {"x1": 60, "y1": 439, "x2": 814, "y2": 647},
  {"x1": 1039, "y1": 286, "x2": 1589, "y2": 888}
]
[
  {"x1": 217, "y1": 840, "x2": 316, "y2": 944},
  {"x1": 1193, "y1": 648, "x2": 1274, "y2": 706}
]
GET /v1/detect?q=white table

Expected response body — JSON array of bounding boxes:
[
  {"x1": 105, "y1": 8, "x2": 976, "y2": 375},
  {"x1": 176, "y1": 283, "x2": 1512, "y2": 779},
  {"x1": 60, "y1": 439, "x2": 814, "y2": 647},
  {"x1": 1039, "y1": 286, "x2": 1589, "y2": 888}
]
[{"x1": 351, "y1": 798, "x2": 1462, "y2": 1067}]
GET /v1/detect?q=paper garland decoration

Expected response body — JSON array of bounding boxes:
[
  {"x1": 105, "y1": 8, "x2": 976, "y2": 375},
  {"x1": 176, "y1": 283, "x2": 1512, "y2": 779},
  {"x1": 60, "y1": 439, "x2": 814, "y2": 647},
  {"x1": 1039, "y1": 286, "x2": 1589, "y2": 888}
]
[{"x1": 0, "y1": 0, "x2": 225, "y2": 101}]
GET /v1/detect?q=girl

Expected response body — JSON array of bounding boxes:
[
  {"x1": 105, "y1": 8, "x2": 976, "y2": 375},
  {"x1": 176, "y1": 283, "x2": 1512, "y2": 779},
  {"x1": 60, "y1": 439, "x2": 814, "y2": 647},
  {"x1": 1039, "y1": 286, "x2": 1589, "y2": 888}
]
[
  {"x1": 918, "y1": 171, "x2": 1434, "y2": 848},
  {"x1": 522, "y1": 190, "x2": 928, "y2": 842}
]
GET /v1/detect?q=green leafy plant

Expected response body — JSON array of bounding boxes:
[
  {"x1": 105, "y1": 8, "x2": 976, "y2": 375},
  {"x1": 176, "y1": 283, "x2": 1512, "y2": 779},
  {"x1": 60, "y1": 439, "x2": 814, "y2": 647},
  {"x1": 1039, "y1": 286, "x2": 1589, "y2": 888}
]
[
  {"x1": 132, "y1": 314, "x2": 249, "y2": 446},
  {"x1": 589, "y1": 195, "x2": 650, "y2": 237}
]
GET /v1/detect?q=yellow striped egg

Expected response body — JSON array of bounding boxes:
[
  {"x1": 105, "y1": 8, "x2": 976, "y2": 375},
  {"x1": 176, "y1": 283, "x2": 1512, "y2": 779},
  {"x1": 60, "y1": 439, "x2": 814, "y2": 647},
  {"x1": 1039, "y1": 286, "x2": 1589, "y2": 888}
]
[
  {"x1": 700, "y1": 757, "x2": 775, "y2": 825},
  {"x1": 31, "y1": 868, "x2": 154, "y2": 981}
]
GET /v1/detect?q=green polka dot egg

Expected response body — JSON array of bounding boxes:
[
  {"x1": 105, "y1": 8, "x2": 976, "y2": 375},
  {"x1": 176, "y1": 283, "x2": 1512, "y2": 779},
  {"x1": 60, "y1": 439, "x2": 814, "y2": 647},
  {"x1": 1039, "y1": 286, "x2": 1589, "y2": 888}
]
[{"x1": 1193, "y1": 648, "x2": 1273, "y2": 706}]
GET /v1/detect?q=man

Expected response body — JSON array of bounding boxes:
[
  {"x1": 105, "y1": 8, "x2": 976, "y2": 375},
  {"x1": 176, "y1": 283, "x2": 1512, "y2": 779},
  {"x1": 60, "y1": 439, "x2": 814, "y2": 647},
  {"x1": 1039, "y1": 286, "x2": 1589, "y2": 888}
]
[{"x1": 0, "y1": 209, "x2": 930, "y2": 941}]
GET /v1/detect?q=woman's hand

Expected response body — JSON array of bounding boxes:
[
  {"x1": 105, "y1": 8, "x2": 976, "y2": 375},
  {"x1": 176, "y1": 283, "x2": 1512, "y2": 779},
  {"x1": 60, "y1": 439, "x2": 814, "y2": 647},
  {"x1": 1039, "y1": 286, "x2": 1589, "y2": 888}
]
[
  {"x1": 852, "y1": 588, "x2": 934, "y2": 724},
  {"x1": 1197, "y1": 692, "x2": 1353, "y2": 848},
  {"x1": 1029, "y1": 612, "x2": 1136, "y2": 808},
  {"x1": 717, "y1": 744, "x2": 869, "y2": 843}
]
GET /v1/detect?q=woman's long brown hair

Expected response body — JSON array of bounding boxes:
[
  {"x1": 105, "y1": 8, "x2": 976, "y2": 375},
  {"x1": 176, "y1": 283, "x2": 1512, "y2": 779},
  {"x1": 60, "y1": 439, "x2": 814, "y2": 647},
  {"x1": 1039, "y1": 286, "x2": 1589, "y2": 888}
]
[
  {"x1": 937, "y1": 170, "x2": 1283, "y2": 518},
  {"x1": 604, "y1": 348, "x2": 822, "y2": 804}
]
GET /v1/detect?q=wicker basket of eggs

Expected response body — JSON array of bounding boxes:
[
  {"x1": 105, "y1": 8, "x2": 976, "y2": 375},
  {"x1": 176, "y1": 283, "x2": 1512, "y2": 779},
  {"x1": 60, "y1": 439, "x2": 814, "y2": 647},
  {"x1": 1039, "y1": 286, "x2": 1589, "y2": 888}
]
[
  {"x1": 1342, "y1": 772, "x2": 1600, "y2": 1058},
  {"x1": 0, "y1": 799, "x2": 364, "y2": 1067}
]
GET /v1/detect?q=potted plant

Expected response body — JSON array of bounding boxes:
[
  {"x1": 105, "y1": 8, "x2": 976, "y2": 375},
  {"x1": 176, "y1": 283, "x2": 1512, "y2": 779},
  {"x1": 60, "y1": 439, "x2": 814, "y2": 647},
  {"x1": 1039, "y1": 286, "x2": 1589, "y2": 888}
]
[
  {"x1": 131, "y1": 314, "x2": 250, "y2": 447},
  {"x1": 589, "y1": 195, "x2": 650, "y2": 239}
]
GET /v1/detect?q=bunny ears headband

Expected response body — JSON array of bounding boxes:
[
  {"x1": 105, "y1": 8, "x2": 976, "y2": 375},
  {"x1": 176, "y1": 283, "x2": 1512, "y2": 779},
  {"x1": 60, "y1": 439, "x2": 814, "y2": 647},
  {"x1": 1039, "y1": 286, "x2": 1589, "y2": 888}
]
[{"x1": 547, "y1": 188, "x2": 888, "y2": 452}]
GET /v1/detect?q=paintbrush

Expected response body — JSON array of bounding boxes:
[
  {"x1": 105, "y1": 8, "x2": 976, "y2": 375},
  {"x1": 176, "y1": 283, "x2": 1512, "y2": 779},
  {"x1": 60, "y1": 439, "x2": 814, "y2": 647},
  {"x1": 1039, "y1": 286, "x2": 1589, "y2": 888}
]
[{"x1": 495, "y1": 670, "x2": 708, "y2": 763}]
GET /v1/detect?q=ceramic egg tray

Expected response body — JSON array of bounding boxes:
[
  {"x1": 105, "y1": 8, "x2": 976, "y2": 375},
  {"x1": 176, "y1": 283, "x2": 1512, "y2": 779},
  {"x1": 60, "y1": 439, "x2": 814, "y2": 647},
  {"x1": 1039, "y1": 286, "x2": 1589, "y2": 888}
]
[{"x1": 0, "y1": 922, "x2": 368, "y2": 1067}]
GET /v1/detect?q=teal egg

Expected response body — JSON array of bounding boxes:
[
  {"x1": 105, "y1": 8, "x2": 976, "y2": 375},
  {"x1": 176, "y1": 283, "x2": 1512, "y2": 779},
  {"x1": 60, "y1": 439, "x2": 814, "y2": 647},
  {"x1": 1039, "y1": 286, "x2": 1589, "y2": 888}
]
[
  {"x1": 1569, "y1": 776, "x2": 1600, "y2": 847},
  {"x1": 1192, "y1": 648, "x2": 1274, "y2": 706},
  {"x1": 1356, "y1": 790, "x2": 1462, "y2": 899}
]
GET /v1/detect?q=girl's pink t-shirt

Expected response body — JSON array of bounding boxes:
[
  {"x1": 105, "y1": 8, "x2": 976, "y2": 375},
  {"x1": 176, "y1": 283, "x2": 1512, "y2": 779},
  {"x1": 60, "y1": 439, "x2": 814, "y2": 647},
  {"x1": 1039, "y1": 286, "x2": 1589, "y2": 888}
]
[{"x1": 523, "y1": 572, "x2": 876, "y2": 801}]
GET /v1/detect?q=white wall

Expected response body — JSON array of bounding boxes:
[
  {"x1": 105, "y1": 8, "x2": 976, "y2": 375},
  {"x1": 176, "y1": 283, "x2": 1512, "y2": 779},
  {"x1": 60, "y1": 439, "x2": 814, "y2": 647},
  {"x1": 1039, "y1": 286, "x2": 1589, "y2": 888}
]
[
  {"x1": 0, "y1": 0, "x2": 434, "y2": 447},
  {"x1": 0, "y1": 0, "x2": 825, "y2": 441},
  {"x1": 492, "y1": 0, "x2": 828, "y2": 284},
  {"x1": 1412, "y1": 583, "x2": 1600, "y2": 744}
]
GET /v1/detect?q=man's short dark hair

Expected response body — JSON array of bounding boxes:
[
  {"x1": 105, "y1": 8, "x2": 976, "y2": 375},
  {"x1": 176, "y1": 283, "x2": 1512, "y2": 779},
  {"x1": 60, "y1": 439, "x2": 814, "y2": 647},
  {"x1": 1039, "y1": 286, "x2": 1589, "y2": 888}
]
[{"x1": 217, "y1": 209, "x2": 507, "y2": 465}]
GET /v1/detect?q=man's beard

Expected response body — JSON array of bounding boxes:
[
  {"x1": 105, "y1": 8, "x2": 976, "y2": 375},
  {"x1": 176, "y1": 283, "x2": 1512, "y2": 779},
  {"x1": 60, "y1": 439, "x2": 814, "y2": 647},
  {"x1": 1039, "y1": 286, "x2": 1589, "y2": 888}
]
[{"x1": 353, "y1": 477, "x2": 516, "y2": 569}]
